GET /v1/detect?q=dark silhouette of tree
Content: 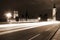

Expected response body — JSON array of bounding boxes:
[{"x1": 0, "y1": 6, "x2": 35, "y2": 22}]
[
  {"x1": 43, "y1": 14, "x2": 48, "y2": 21},
  {"x1": 39, "y1": 14, "x2": 48, "y2": 21},
  {"x1": 25, "y1": 10, "x2": 29, "y2": 21},
  {"x1": 15, "y1": 16, "x2": 19, "y2": 22}
]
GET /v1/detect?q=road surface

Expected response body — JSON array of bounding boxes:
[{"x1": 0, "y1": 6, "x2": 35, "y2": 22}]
[{"x1": 0, "y1": 21, "x2": 60, "y2": 40}]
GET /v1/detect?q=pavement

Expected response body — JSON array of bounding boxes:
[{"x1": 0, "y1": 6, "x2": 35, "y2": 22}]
[{"x1": 51, "y1": 26, "x2": 60, "y2": 40}]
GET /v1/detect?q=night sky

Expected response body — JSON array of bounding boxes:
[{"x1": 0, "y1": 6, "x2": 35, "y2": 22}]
[{"x1": 0, "y1": 0, "x2": 60, "y2": 18}]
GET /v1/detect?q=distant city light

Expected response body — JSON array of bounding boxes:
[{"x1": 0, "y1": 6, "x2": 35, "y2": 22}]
[
  {"x1": 38, "y1": 17, "x2": 41, "y2": 21},
  {"x1": 5, "y1": 12, "x2": 12, "y2": 18},
  {"x1": 13, "y1": 11, "x2": 18, "y2": 18},
  {"x1": 47, "y1": 18, "x2": 52, "y2": 21},
  {"x1": 5, "y1": 12, "x2": 12, "y2": 22}
]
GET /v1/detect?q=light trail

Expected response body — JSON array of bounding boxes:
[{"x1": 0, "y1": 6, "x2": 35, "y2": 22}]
[
  {"x1": 0, "y1": 21, "x2": 60, "y2": 30},
  {"x1": 0, "y1": 21, "x2": 60, "y2": 35}
]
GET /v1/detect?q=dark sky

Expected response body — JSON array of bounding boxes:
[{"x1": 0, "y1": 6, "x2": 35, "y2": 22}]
[
  {"x1": 55, "y1": 0, "x2": 60, "y2": 7},
  {"x1": 0, "y1": 0, "x2": 52, "y2": 10},
  {"x1": 0, "y1": 0, "x2": 60, "y2": 18}
]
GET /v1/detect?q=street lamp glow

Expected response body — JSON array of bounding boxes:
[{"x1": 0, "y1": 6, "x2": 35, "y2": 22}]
[
  {"x1": 5, "y1": 12, "x2": 12, "y2": 18},
  {"x1": 37, "y1": 17, "x2": 41, "y2": 21}
]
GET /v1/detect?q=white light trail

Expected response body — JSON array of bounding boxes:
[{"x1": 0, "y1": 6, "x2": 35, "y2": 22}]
[
  {"x1": 0, "y1": 21, "x2": 60, "y2": 35},
  {"x1": 0, "y1": 21, "x2": 59, "y2": 30}
]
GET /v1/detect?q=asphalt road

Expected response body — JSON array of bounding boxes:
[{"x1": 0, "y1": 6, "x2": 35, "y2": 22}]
[{"x1": 0, "y1": 24, "x2": 59, "y2": 40}]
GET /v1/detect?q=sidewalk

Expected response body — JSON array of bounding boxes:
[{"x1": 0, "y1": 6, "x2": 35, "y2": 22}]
[{"x1": 52, "y1": 28, "x2": 60, "y2": 40}]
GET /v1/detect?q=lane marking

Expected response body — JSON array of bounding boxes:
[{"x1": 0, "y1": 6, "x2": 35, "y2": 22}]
[{"x1": 28, "y1": 34, "x2": 40, "y2": 40}]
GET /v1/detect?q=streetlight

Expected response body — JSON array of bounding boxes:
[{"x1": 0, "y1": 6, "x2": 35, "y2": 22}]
[
  {"x1": 38, "y1": 17, "x2": 41, "y2": 22},
  {"x1": 5, "y1": 12, "x2": 12, "y2": 22}
]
